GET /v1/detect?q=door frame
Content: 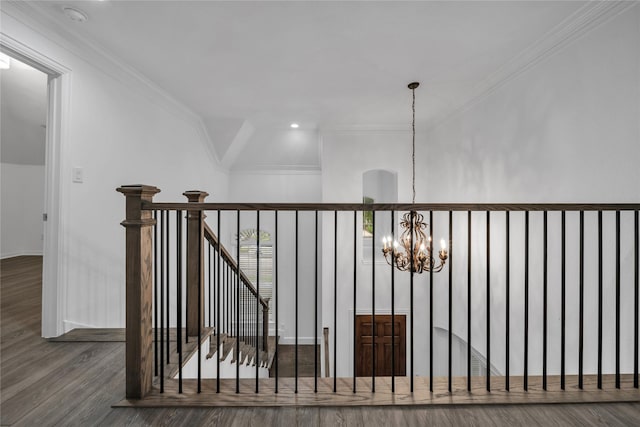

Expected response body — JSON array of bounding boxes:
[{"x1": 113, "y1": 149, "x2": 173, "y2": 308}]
[{"x1": 1, "y1": 34, "x2": 71, "y2": 337}]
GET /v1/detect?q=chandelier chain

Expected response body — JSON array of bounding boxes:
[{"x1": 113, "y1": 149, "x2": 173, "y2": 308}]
[{"x1": 412, "y1": 86, "x2": 416, "y2": 205}]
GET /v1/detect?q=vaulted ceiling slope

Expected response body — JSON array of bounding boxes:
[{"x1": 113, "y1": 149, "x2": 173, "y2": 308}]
[{"x1": 25, "y1": 1, "x2": 594, "y2": 168}]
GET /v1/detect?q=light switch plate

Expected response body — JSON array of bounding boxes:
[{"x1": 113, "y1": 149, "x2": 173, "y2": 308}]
[{"x1": 72, "y1": 167, "x2": 83, "y2": 183}]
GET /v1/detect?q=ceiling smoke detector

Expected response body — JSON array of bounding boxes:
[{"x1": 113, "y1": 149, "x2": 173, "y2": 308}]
[{"x1": 63, "y1": 7, "x2": 89, "y2": 23}]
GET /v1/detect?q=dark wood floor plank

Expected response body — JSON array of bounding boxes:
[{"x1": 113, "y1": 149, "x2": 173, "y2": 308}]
[
  {"x1": 6, "y1": 343, "x2": 122, "y2": 425},
  {"x1": 1, "y1": 342, "x2": 94, "y2": 403}
]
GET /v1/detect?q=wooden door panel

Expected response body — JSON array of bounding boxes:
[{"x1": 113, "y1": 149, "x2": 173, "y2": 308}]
[
  {"x1": 359, "y1": 322, "x2": 373, "y2": 337},
  {"x1": 357, "y1": 343, "x2": 373, "y2": 377}
]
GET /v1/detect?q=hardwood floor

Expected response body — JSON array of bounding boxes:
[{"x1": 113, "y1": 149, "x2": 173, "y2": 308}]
[
  {"x1": 270, "y1": 344, "x2": 320, "y2": 378},
  {"x1": 2, "y1": 256, "x2": 640, "y2": 426}
]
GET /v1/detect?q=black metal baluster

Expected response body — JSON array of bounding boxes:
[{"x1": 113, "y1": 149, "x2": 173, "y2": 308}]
[
  {"x1": 223, "y1": 262, "x2": 226, "y2": 336},
  {"x1": 212, "y1": 231, "x2": 215, "y2": 338},
  {"x1": 315, "y1": 210, "x2": 318, "y2": 393},
  {"x1": 234, "y1": 266, "x2": 237, "y2": 339},
  {"x1": 166, "y1": 211, "x2": 170, "y2": 364},
  {"x1": 237, "y1": 211, "x2": 241, "y2": 393},
  {"x1": 635, "y1": 210, "x2": 639, "y2": 389},
  {"x1": 543, "y1": 211, "x2": 547, "y2": 391},
  {"x1": 160, "y1": 210, "x2": 165, "y2": 393},
  {"x1": 448, "y1": 210, "x2": 453, "y2": 393},
  {"x1": 391, "y1": 211, "x2": 396, "y2": 393},
  {"x1": 429, "y1": 210, "x2": 434, "y2": 392},
  {"x1": 504, "y1": 211, "x2": 511, "y2": 391},
  {"x1": 241, "y1": 282, "x2": 244, "y2": 348},
  {"x1": 468, "y1": 210, "x2": 472, "y2": 392},
  {"x1": 275, "y1": 210, "x2": 279, "y2": 393},
  {"x1": 224, "y1": 261, "x2": 231, "y2": 335},
  {"x1": 197, "y1": 211, "x2": 202, "y2": 394},
  {"x1": 177, "y1": 210, "x2": 183, "y2": 393},
  {"x1": 208, "y1": 243, "x2": 211, "y2": 330},
  {"x1": 598, "y1": 211, "x2": 602, "y2": 389},
  {"x1": 486, "y1": 211, "x2": 490, "y2": 392},
  {"x1": 579, "y1": 211, "x2": 584, "y2": 389},
  {"x1": 561, "y1": 211, "x2": 566, "y2": 390},
  {"x1": 228, "y1": 265, "x2": 231, "y2": 339},
  {"x1": 256, "y1": 210, "x2": 260, "y2": 393},
  {"x1": 506, "y1": 211, "x2": 510, "y2": 391},
  {"x1": 353, "y1": 210, "x2": 357, "y2": 394},
  {"x1": 524, "y1": 211, "x2": 529, "y2": 391},
  {"x1": 216, "y1": 210, "x2": 221, "y2": 393},
  {"x1": 616, "y1": 210, "x2": 620, "y2": 389},
  {"x1": 295, "y1": 210, "x2": 299, "y2": 394},
  {"x1": 334, "y1": 210, "x2": 338, "y2": 393},
  {"x1": 410, "y1": 210, "x2": 414, "y2": 393},
  {"x1": 154, "y1": 210, "x2": 159, "y2": 377},
  {"x1": 372, "y1": 210, "x2": 376, "y2": 393}
]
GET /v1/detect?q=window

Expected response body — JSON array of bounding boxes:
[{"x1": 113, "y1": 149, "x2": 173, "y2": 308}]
[
  {"x1": 362, "y1": 170, "x2": 398, "y2": 262},
  {"x1": 238, "y1": 229, "x2": 273, "y2": 319},
  {"x1": 363, "y1": 196, "x2": 374, "y2": 237}
]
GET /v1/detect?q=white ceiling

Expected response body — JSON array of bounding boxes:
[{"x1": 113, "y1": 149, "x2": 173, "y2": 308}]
[
  {"x1": 28, "y1": 0, "x2": 587, "y2": 168},
  {"x1": 0, "y1": 56, "x2": 48, "y2": 165}
]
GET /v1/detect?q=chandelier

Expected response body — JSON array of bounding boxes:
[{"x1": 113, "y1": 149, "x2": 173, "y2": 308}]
[{"x1": 381, "y1": 82, "x2": 448, "y2": 273}]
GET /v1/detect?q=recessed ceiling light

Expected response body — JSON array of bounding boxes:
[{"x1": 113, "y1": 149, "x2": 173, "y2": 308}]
[
  {"x1": 63, "y1": 7, "x2": 89, "y2": 23},
  {"x1": 290, "y1": 123, "x2": 299, "y2": 129}
]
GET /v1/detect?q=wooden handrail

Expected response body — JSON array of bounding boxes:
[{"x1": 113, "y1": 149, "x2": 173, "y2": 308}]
[
  {"x1": 202, "y1": 222, "x2": 268, "y2": 309},
  {"x1": 144, "y1": 201, "x2": 640, "y2": 212}
]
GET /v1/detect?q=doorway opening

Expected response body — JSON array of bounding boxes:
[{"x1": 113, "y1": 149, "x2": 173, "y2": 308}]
[
  {"x1": 0, "y1": 53, "x2": 49, "y2": 336},
  {"x1": 0, "y1": 42, "x2": 68, "y2": 338}
]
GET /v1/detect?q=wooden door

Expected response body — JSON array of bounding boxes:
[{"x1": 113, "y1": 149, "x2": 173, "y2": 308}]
[{"x1": 355, "y1": 314, "x2": 406, "y2": 377}]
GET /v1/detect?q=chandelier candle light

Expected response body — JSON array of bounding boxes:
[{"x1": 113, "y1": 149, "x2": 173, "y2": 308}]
[{"x1": 381, "y1": 82, "x2": 448, "y2": 273}]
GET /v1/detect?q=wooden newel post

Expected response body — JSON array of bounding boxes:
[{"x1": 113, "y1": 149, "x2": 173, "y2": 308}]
[
  {"x1": 184, "y1": 190, "x2": 208, "y2": 337},
  {"x1": 117, "y1": 184, "x2": 160, "y2": 400}
]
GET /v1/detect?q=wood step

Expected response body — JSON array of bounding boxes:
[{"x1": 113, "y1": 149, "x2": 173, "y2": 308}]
[{"x1": 163, "y1": 328, "x2": 213, "y2": 380}]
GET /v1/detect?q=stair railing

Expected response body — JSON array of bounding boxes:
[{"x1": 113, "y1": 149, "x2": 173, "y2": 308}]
[
  {"x1": 119, "y1": 185, "x2": 640, "y2": 401},
  {"x1": 118, "y1": 185, "x2": 269, "y2": 399}
]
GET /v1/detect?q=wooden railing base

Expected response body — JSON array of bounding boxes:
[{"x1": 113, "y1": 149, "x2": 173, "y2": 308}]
[{"x1": 114, "y1": 374, "x2": 639, "y2": 407}]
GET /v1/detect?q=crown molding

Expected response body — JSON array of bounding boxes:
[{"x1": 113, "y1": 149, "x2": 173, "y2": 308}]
[
  {"x1": 429, "y1": 1, "x2": 637, "y2": 131},
  {"x1": 230, "y1": 165, "x2": 321, "y2": 174},
  {"x1": 320, "y1": 124, "x2": 411, "y2": 133},
  {"x1": 2, "y1": 0, "x2": 221, "y2": 165}
]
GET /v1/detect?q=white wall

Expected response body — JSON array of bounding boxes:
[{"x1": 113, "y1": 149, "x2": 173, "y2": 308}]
[
  {"x1": 1, "y1": 7, "x2": 228, "y2": 336},
  {"x1": 226, "y1": 170, "x2": 322, "y2": 344},
  {"x1": 320, "y1": 6, "x2": 640, "y2": 378},
  {"x1": 228, "y1": 171, "x2": 321, "y2": 203},
  {"x1": 320, "y1": 132, "x2": 420, "y2": 377},
  {"x1": 1, "y1": 163, "x2": 45, "y2": 258},
  {"x1": 424, "y1": 4, "x2": 640, "y2": 380},
  {"x1": 231, "y1": 129, "x2": 320, "y2": 172},
  {"x1": 425, "y1": 12, "x2": 640, "y2": 204}
]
